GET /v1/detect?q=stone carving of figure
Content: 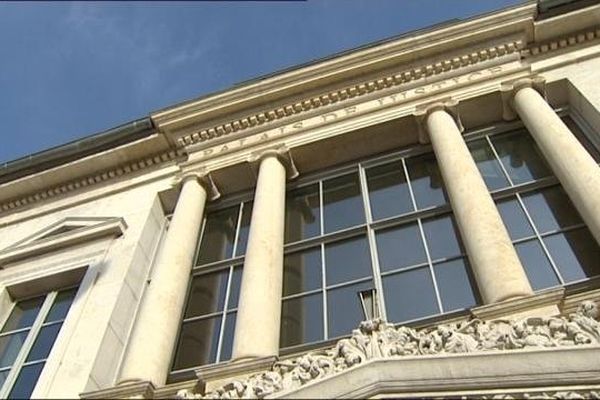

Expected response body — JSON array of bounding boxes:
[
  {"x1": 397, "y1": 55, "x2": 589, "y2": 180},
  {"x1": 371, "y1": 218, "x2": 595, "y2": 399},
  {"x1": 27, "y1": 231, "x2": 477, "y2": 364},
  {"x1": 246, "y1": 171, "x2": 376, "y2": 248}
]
[{"x1": 179, "y1": 301, "x2": 600, "y2": 400}]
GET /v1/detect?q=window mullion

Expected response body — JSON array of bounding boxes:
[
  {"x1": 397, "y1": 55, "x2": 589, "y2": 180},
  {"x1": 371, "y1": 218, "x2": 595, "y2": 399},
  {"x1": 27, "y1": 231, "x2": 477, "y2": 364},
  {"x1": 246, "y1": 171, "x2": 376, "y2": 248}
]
[
  {"x1": 215, "y1": 266, "x2": 234, "y2": 362},
  {"x1": 417, "y1": 219, "x2": 444, "y2": 314},
  {"x1": 514, "y1": 193, "x2": 566, "y2": 285},
  {"x1": 319, "y1": 180, "x2": 328, "y2": 340},
  {"x1": 485, "y1": 134, "x2": 515, "y2": 187},
  {"x1": 403, "y1": 158, "x2": 444, "y2": 314},
  {"x1": 358, "y1": 163, "x2": 387, "y2": 322},
  {"x1": 0, "y1": 292, "x2": 56, "y2": 398}
]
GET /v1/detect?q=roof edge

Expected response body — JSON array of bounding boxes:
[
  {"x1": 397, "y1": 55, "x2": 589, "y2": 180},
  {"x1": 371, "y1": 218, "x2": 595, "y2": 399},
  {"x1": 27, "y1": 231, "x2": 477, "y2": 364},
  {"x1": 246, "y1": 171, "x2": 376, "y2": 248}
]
[{"x1": 0, "y1": 117, "x2": 155, "y2": 184}]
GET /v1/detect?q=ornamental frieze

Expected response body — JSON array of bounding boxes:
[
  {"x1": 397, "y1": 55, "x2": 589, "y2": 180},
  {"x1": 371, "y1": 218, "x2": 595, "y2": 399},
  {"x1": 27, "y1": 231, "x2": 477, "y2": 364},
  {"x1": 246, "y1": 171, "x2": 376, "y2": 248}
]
[
  {"x1": 178, "y1": 301, "x2": 600, "y2": 399},
  {"x1": 188, "y1": 62, "x2": 525, "y2": 164},
  {"x1": 175, "y1": 39, "x2": 524, "y2": 149}
]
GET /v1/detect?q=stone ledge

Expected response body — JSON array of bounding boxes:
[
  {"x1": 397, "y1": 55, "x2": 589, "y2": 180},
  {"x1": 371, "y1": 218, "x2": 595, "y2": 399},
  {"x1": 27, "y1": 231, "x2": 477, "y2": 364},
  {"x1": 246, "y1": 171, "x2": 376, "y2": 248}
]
[
  {"x1": 470, "y1": 286, "x2": 564, "y2": 320},
  {"x1": 197, "y1": 356, "x2": 279, "y2": 393},
  {"x1": 81, "y1": 380, "x2": 156, "y2": 399},
  {"x1": 277, "y1": 347, "x2": 600, "y2": 399}
]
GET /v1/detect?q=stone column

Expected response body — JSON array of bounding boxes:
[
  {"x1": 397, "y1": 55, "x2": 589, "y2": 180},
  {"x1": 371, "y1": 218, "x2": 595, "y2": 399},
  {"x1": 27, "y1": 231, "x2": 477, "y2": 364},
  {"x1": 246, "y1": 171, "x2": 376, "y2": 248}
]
[
  {"x1": 231, "y1": 148, "x2": 297, "y2": 360},
  {"x1": 509, "y1": 79, "x2": 600, "y2": 245},
  {"x1": 119, "y1": 173, "x2": 218, "y2": 386},
  {"x1": 417, "y1": 103, "x2": 533, "y2": 304}
]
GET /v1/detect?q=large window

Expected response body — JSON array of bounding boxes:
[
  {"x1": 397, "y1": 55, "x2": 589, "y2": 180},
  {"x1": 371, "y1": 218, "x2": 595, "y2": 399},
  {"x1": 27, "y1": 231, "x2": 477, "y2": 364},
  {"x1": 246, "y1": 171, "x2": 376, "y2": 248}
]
[
  {"x1": 0, "y1": 287, "x2": 77, "y2": 399},
  {"x1": 280, "y1": 150, "x2": 480, "y2": 349},
  {"x1": 171, "y1": 201, "x2": 251, "y2": 376},
  {"x1": 467, "y1": 120, "x2": 600, "y2": 291},
  {"x1": 171, "y1": 114, "x2": 600, "y2": 372}
]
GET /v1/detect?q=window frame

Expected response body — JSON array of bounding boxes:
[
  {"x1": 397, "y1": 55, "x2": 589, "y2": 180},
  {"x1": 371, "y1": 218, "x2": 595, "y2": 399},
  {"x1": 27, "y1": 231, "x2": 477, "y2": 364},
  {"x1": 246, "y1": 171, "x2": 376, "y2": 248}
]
[
  {"x1": 169, "y1": 199, "x2": 252, "y2": 378},
  {"x1": 280, "y1": 144, "x2": 478, "y2": 350},
  {"x1": 171, "y1": 105, "x2": 600, "y2": 372},
  {"x1": 463, "y1": 109, "x2": 600, "y2": 290},
  {"x1": 0, "y1": 285, "x2": 79, "y2": 399}
]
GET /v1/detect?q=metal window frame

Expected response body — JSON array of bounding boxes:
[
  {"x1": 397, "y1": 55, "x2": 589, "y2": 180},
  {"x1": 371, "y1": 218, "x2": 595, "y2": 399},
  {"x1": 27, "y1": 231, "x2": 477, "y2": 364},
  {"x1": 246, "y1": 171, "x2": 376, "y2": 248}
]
[
  {"x1": 0, "y1": 286, "x2": 77, "y2": 398},
  {"x1": 471, "y1": 127, "x2": 590, "y2": 287},
  {"x1": 172, "y1": 106, "x2": 600, "y2": 370}
]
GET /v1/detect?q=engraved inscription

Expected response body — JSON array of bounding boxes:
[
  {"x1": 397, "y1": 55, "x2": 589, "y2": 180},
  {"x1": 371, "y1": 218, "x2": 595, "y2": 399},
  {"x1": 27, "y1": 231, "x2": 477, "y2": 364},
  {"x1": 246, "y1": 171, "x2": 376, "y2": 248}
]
[{"x1": 194, "y1": 66, "x2": 506, "y2": 160}]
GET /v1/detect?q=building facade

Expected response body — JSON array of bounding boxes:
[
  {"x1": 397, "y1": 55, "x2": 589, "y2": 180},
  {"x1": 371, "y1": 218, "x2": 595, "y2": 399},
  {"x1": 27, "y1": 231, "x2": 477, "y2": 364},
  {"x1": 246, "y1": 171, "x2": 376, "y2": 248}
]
[{"x1": 1, "y1": 1, "x2": 600, "y2": 398}]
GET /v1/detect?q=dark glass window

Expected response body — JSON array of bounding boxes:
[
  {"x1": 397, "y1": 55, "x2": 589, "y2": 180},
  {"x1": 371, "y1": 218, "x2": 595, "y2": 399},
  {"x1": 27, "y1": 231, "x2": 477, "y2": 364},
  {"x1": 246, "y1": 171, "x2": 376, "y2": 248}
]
[
  {"x1": 468, "y1": 120, "x2": 600, "y2": 291},
  {"x1": 0, "y1": 287, "x2": 77, "y2": 397},
  {"x1": 366, "y1": 161, "x2": 413, "y2": 220},
  {"x1": 281, "y1": 148, "x2": 479, "y2": 350},
  {"x1": 172, "y1": 266, "x2": 241, "y2": 371},
  {"x1": 322, "y1": 173, "x2": 364, "y2": 233}
]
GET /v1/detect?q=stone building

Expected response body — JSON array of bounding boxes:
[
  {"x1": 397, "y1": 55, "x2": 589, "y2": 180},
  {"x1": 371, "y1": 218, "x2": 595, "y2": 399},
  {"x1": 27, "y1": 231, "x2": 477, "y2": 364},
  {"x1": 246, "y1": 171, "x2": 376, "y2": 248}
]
[{"x1": 1, "y1": 0, "x2": 600, "y2": 398}]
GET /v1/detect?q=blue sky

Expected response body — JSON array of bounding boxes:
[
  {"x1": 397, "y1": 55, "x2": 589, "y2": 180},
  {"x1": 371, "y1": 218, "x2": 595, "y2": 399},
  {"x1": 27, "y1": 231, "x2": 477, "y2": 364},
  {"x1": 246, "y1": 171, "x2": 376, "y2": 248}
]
[{"x1": 0, "y1": 0, "x2": 523, "y2": 164}]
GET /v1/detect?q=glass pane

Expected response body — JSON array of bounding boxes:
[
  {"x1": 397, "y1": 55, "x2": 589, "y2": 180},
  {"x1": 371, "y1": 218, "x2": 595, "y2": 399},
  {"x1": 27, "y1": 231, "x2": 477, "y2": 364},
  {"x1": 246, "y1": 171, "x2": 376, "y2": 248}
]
[
  {"x1": 564, "y1": 117, "x2": 600, "y2": 162},
  {"x1": 26, "y1": 323, "x2": 62, "y2": 362},
  {"x1": 434, "y1": 258, "x2": 479, "y2": 312},
  {"x1": 196, "y1": 206, "x2": 238, "y2": 265},
  {"x1": 0, "y1": 370, "x2": 8, "y2": 391},
  {"x1": 497, "y1": 197, "x2": 535, "y2": 241},
  {"x1": 283, "y1": 248, "x2": 322, "y2": 296},
  {"x1": 8, "y1": 362, "x2": 44, "y2": 399},
  {"x1": 422, "y1": 215, "x2": 463, "y2": 261},
  {"x1": 405, "y1": 153, "x2": 448, "y2": 210},
  {"x1": 544, "y1": 228, "x2": 600, "y2": 283},
  {"x1": 235, "y1": 202, "x2": 253, "y2": 256},
  {"x1": 219, "y1": 312, "x2": 236, "y2": 362},
  {"x1": 322, "y1": 173, "x2": 364, "y2": 233},
  {"x1": 383, "y1": 268, "x2": 439, "y2": 323},
  {"x1": 468, "y1": 138, "x2": 510, "y2": 191},
  {"x1": 285, "y1": 184, "x2": 320, "y2": 243},
  {"x1": 327, "y1": 280, "x2": 373, "y2": 338},
  {"x1": 515, "y1": 240, "x2": 560, "y2": 290},
  {"x1": 172, "y1": 316, "x2": 221, "y2": 370},
  {"x1": 325, "y1": 236, "x2": 372, "y2": 286},
  {"x1": 184, "y1": 271, "x2": 228, "y2": 318},
  {"x1": 0, "y1": 331, "x2": 28, "y2": 368},
  {"x1": 280, "y1": 294, "x2": 323, "y2": 348},
  {"x1": 366, "y1": 161, "x2": 413, "y2": 220},
  {"x1": 521, "y1": 187, "x2": 582, "y2": 234},
  {"x1": 227, "y1": 267, "x2": 243, "y2": 310},
  {"x1": 375, "y1": 223, "x2": 427, "y2": 271},
  {"x1": 1, "y1": 297, "x2": 44, "y2": 333},
  {"x1": 45, "y1": 288, "x2": 77, "y2": 323},
  {"x1": 491, "y1": 132, "x2": 552, "y2": 185}
]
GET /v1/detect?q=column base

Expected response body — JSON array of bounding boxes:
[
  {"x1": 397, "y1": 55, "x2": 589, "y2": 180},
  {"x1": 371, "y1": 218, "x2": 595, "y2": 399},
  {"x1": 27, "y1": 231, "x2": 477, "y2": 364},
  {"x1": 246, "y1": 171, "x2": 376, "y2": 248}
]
[
  {"x1": 471, "y1": 287, "x2": 564, "y2": 320},
  {"x1": 196, "y1": 356, "x2": 278, "y2": 394},
  {"x1": 81, "y1": 380, "x2": 156, "y2": 399}
]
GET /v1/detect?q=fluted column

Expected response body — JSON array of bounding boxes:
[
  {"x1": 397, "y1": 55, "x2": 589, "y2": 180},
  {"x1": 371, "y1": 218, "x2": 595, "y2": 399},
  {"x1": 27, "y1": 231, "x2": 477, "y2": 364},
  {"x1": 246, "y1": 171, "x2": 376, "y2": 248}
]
[
  {"x1": 509, "y1": 80, "x2": 600, "y2": 245},
  {"x1": 417, "y1": 103, "x2": 533, "y2": 304},
  {"x1": 119, "y1": 173, "x2": 217, "y2": 386},
  {"x1": 231, "y1": 149, "x2": 296, "y2": 360}
]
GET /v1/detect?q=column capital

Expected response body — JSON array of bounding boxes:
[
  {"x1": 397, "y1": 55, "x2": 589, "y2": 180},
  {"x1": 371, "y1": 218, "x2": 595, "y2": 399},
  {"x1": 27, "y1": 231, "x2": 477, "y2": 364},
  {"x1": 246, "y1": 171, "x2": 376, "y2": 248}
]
[
  {"x1": 500, "y1": 76, "x2": 546, "y2": 121},
  {"x1": 173, "y1": 169, "x2": 221, "y2": 201},
  {"x1": 414, "y1": 99, "x2": 463, "y2": 143},
  {"x1": 248, "y1": 145, "x2": 299, "y2": 180}
]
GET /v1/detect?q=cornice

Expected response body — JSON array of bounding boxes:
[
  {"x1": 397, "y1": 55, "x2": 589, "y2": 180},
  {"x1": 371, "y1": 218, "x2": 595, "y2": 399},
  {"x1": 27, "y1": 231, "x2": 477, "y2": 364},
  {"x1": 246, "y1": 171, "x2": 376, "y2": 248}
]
[
  {"x1": 152, "y1": 3, "x2": 536, "y2": 132},
  {"x1": 522, "y1": 26, "x2": 600, "y2": 57},
  {"x1": 172, "y1": 22, "x2": 600, "y2": 151},
  {"x1": 0, "y1": 217, "x2": 127, "y2": 267},
  {"x1": 174, "y1": 39, "x2": 525, "y2": 148},
  {"x1": 0, "y1": 149, "x2": 185, "y2": 215}
]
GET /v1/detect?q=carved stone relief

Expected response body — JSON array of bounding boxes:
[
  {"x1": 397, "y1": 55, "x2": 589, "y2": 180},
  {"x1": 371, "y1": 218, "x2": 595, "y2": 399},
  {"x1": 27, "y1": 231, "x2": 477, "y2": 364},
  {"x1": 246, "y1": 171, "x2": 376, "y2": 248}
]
[{"x1": 177, "y1": 301, "x2": 600, "y2": 399}]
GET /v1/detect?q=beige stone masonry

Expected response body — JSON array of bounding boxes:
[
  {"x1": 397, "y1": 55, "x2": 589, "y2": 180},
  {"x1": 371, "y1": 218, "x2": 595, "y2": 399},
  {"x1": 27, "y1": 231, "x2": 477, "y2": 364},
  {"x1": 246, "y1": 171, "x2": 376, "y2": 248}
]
[
  {"x1": 416, "y1": 101, "x2": 533, "y2": 304},
  {"x1": 506, "y1": 78, "x2": 600, "y2": 245},
  {"x1": 118, "y1": 172, "x2": 217, "y2": 386},
  {"x1": 231, "y1": 148, "x2": 291, "y2": 361}
]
